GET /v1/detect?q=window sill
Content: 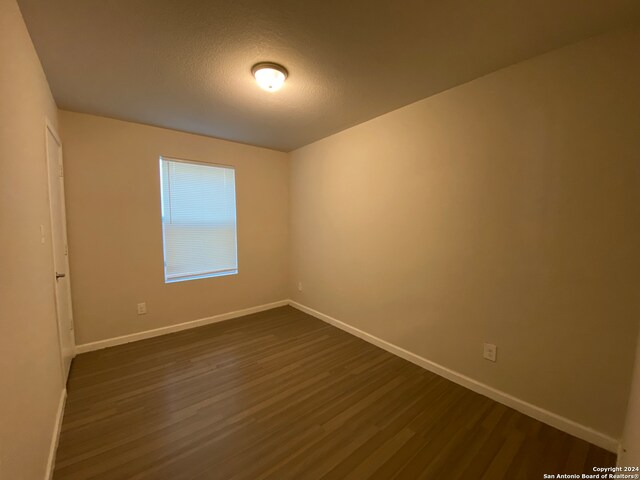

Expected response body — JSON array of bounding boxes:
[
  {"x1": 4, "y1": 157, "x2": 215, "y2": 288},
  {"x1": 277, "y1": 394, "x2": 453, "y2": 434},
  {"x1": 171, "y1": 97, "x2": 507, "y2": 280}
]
[{"x1": 165, "y1": 269, "x2": 238, "y2": 284}]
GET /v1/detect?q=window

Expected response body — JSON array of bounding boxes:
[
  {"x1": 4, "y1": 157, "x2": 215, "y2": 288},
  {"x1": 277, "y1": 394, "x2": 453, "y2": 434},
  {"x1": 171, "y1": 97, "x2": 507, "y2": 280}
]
[{"x1": 159, "y1": 157, "x2": 238, "y2": 283}]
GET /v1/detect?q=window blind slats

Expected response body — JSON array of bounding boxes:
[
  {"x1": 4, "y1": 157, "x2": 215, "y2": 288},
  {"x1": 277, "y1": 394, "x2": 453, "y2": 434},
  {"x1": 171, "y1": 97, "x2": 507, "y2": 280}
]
[{"x1": 160, "y1": 158, "x2": 238, "y2": 282}]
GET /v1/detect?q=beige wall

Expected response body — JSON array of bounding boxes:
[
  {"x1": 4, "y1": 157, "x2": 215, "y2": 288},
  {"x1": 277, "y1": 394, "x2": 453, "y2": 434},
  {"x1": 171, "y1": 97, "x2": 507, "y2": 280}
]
[
  {"x1": 0, "y1": 0, "x2": 64, "y2": 478},
  {"x1": 620, "y1": 330, "x2": 640, "y2": 466},
  {"x1": 59, "y1": 111, "x2": 289, "y2": 345},
  {"x1": 289, "y1": 29, "x2": 640, "y2": 439}
]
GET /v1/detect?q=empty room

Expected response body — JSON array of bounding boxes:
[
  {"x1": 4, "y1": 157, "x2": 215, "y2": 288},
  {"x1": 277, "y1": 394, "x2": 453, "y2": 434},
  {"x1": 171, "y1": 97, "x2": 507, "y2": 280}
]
[{"x1": 2, "y1": 0, "x2": 640, "y2": 478}]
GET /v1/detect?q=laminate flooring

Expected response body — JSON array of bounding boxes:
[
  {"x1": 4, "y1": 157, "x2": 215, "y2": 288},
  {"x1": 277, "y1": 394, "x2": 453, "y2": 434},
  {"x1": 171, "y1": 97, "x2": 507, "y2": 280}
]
[{"x1": 53, "y1": 306, "x2": 616, "y2": 479}]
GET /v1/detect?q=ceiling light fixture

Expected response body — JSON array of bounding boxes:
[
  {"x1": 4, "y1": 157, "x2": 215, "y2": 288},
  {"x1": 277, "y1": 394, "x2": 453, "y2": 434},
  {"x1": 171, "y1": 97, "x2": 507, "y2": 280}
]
[{"x1": 251, "y1": 62, "x2": 288, "y2": 92}]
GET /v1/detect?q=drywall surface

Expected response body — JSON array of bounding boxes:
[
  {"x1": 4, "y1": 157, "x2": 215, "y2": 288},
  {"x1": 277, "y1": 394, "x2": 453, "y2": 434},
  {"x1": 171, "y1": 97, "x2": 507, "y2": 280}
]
[
  {"x1": 0, "y1": 0, "x2": 64, "y2": 478},
  {"x1": 59, "y1": 111, "x2": 289, "y2": 345},
  {"x1": 289, "y1": 29, "x2": 640, "y2": 438},
  {"x1": 16, "y1": 0, "x2": 640, "y2": 150}
]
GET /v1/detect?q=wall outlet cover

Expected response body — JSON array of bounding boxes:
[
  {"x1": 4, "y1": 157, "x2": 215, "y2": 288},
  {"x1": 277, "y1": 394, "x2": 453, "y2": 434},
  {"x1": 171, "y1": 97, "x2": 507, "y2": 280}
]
[{"x1": 483, "y1": 343, "x2": 497, "y2": 362}]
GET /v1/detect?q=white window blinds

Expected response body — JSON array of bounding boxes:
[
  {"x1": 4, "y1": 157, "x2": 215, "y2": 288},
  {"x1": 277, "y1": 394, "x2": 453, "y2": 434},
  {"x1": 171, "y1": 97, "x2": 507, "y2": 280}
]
[{"x1": 159, "y1": 157, "x2": 238, "y2": 283}]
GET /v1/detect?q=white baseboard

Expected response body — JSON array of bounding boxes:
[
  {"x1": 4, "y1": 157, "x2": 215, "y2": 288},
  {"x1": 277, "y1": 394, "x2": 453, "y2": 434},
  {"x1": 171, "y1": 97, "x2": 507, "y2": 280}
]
[
  {"x1": 75, "y1": 300, "x2": 288, "y2": 353},
  {"x1": 45, "y1": 388, "x2": 67, "y2": 480},
  {"x1": 288, "y1": 300, "x2": 619, "y2": 453},
  {"x1": 70, "y1": 297, "x2": 618, "y2": 452},
  {"x1": 617, "y1": 443, "x2": 625, "y2": 467}
]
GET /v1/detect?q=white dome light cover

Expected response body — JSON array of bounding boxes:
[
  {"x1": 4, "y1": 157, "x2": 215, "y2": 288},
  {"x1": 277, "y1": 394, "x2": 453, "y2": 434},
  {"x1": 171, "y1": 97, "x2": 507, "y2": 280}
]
[{"x1": 252, "y1": 62, "x2": 288, "y2": 92}]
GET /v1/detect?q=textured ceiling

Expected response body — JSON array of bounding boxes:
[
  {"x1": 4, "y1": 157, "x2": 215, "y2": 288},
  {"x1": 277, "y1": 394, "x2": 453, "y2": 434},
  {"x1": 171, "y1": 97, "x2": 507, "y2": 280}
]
[{"x1": 17, "y1": 0, "x2": 640, "y2": 151}]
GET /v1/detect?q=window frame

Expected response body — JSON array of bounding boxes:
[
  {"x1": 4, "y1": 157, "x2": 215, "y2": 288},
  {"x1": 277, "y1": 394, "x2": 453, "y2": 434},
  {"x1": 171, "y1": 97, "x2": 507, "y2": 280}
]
[{"x1": 159, "y1": 155, "x2": 239, "y2": 284}]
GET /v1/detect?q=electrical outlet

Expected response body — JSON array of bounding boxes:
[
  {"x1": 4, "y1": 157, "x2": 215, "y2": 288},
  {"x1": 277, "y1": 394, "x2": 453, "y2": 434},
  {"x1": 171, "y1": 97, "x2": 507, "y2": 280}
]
[
  {"x1": 483, "y1": 343, "x2": 497, "y2": 362},
  {"x1": 137, "y1": 302, "x2": 147, "y2": 315},
  {"x1": 297, "y1": 281, "x2": 303, "y2": 292}
]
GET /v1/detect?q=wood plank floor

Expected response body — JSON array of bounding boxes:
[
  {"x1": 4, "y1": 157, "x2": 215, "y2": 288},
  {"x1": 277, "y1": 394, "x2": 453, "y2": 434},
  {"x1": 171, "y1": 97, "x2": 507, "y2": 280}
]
[{"x1": 54, "y1": 306, "x2": 615, "y2": 479}]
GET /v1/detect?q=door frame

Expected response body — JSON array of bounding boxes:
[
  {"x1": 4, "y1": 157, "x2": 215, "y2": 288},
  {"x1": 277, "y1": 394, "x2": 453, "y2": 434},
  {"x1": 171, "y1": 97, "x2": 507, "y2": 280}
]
[{"x1": 45, "y1": 118, "x2": 76, "y2": 381}]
